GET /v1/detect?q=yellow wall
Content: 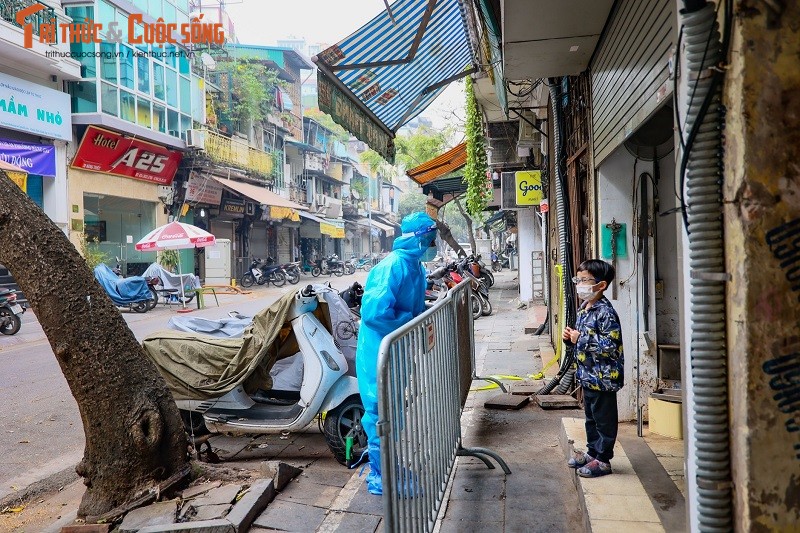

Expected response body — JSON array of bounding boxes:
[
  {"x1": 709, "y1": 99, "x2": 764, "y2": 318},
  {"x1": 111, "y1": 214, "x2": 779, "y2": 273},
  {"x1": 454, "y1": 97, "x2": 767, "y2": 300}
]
[{"x1": 67, "y1": 167, "x2": 167, "y2": 251}]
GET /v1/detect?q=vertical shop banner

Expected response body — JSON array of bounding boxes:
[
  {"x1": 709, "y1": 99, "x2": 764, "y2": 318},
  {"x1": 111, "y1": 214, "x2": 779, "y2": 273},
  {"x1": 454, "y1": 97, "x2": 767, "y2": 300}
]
[
  {"x1": 71, "y1": 126, "x2": 182, "y2": 185},
  {"x1": 0, "y1": 138, "x2": 56, "y2": 176}
]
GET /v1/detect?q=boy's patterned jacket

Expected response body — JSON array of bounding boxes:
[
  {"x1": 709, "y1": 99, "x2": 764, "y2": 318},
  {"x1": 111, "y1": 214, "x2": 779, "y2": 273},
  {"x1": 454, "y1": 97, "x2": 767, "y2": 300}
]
[{"x1": 571, "y1": 296, "x2": 624, "y2": 392}]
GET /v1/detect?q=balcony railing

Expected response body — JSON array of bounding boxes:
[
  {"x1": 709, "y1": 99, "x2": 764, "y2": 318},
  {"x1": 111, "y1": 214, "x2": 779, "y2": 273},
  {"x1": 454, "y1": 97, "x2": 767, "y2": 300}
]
[
  {"x1": 1, "y1": 0, "x2": 58, "y2": 43},
  {"x1": 201, "y1": 129, "x2": 275, "y2": 179}
]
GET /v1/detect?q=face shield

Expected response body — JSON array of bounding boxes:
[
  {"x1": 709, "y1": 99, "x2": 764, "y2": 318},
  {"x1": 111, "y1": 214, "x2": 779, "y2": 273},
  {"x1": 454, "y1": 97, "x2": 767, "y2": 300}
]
[{"x1": 418, "y1": 228, "x2": 438, "y2": 262}]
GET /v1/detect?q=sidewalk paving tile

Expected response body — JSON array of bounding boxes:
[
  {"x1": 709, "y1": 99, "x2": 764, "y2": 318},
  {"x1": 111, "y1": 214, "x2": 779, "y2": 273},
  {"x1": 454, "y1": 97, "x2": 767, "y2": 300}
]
[
  {"x1": 252, "y1": 499, "x2": 327, "y2": 531},
  {"x1": 442, "y1": 499, "x2": 505, "y2": 523},
  {"x1": 583, "y1": 493, "x2": 661, "y2": 522},
  {"x1": 274, "y1": 477, "x2": 341, "y2": 508},
  {"x1": 590, "y1": 519, "x2": 666, "y2": 532},
  {"x1": 330, "y1": 511, "x2": 382, "y2": 533},
  {"x1": 438, "y1": 519, "x2": 504, "y2": 533}
]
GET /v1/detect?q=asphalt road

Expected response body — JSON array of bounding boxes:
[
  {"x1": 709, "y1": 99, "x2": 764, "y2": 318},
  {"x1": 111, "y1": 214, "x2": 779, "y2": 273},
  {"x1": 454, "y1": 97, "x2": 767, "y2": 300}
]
[{"x1": 0, "y1": 271, "x2": 369, "y2": 502}]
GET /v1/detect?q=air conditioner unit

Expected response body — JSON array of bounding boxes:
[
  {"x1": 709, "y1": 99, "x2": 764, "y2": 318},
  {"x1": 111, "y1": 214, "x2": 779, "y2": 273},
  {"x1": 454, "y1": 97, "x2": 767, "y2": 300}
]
[
  {"x1": 488, "y1": 137, "x2": 523, "y2": 166},
  {"x1": 186, "y1": 129, "x2": 206, "y2": 150},
  {"x1": 518, "y1": 111, "x2": 541, "y2": 145},
  {"x1": 316, "y1": 194, "x2": 329, "y2": 208}
]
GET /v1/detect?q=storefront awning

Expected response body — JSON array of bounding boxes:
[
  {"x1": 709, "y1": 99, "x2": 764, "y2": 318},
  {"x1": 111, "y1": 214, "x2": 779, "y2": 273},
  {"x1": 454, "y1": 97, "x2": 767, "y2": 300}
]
[
  {"x1": 299, "y1": 211, "x2": 326, "y2": 224},
  {"x1": 320, "y1": 218, "x2": 346, "y2": 239},
  {"x1": 363, "y1": 218, "x2": 396, "y2": 236},
  {"x1": 285, "y1": 139, "x2": 325, "y2": 154},
  {"x1": 313, "y1": 0, "x2": 475, "y2": 163},
  {"x1": 406, "y1": 142, "x2": 467, "y2": 185},
  {"x1": 213, "y1": 177, "x2": 307, "y2": 211}
]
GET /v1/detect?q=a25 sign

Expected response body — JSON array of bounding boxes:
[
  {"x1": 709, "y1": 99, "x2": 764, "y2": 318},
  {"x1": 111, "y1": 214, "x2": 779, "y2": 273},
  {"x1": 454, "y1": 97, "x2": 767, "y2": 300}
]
[{"x1": 71, "y1": 126, "x2": 182, "y2": 185}]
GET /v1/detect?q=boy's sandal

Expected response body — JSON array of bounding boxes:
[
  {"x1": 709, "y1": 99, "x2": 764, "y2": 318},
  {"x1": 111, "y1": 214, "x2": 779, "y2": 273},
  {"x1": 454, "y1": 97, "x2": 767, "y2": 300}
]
[
  {"x1": 577, "y1": 459, "x2": 612, "y2": 478},
  {"x1": 567, "y1": 451, "x2": 592, "y2": 468}
]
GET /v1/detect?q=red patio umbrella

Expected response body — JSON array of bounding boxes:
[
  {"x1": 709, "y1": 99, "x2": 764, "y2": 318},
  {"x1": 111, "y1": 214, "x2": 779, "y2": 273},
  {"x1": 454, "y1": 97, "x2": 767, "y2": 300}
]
[{"x1": 135, "y1": 221, "x2": 216, "y2": 310}]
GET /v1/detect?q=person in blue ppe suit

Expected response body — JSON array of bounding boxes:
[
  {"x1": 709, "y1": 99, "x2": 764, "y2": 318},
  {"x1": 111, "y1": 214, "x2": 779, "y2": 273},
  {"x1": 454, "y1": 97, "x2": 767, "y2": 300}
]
[{"x1": 355, "y1": 211, "x2": 438, "y2": 495}]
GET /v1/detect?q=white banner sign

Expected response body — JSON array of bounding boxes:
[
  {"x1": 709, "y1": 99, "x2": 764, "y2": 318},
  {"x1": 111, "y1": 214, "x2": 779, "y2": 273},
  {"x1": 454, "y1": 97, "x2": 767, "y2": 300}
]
[{"x1": 0, "y1": 72, "x2": 71, "y2": 141}]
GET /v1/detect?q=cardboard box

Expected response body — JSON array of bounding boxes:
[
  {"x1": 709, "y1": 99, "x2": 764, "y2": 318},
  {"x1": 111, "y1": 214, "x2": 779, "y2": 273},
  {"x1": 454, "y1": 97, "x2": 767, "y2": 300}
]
[{"x1": 648, "y1": 396, "x2": 683, "y2": 440}]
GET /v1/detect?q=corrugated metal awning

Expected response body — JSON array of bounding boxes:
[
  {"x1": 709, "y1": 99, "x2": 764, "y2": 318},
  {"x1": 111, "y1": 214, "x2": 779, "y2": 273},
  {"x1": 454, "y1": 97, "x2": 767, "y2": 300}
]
[
  {"x1": 212, "y1": 177, "x2": 307, "y2": 210},
  {"x1": 406, "y1": 142, "x2": 466, "y2": 185},
  {"x1": 313, "y1": 0, "x2": 475, "y2": 163}
]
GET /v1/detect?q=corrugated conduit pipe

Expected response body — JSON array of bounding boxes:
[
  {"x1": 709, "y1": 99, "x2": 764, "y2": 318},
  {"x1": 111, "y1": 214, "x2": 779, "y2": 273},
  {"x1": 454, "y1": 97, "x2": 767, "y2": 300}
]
[
  {"x1": 538, "y1": 80, "x2": 576, "y2": 396},
  {"x1": 681, "y1": 1, "x2": 732, "y2": 529}
]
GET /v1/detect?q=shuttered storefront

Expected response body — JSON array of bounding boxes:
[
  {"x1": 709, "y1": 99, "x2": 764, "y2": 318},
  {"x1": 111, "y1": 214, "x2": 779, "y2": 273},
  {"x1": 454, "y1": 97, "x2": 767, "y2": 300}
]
[
  {"x1": 277, "y1": 226, "x2": 293, "y2": 264},
  {"x1": 591, "y1": 0, "x2": 675, "y2": 164}
]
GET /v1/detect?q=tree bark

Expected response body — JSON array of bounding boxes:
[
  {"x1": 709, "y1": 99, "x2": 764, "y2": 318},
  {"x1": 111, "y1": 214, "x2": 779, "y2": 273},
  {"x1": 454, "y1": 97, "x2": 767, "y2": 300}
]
[
  {"x1": 453, "y1": 198, "x2": 477, "y2": 253},
  {"x1": 0, "y1": 171, "x2": 188, "y2": 520}
]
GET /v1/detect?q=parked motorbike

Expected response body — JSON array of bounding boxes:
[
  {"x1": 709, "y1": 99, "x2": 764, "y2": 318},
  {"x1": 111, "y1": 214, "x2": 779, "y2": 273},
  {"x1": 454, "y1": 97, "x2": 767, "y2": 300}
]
[
  {"x1": 240, "y1": 257, "x2": 287, "y2": 288},
  {"x1": 94, "y1": 263, "x2": 152, "y2": 313},
  {"x1": 427, "y1": 264, "x2": 483, "y2": 320},
  {"x1": 0, "y1": 288, "x2": 25, "y2": 335},
  {"x1": 338, "y1": 281, "x2": 364, "y2": 318},
  {"x1": 349, "y1": 253, "x2": 373, "y2": 273},
  {"x1": 468, "y1": 254, "x2": 494, "y2": 288},
  {"x1": 280, "y1": 261, "x2": 301, "y2": 285},
  {"x1": 314, "y1": 254, "x2": 345, "y2": 277},
  {"x1": 144, "y1": 284, "x2": 366, "y2": 465}
]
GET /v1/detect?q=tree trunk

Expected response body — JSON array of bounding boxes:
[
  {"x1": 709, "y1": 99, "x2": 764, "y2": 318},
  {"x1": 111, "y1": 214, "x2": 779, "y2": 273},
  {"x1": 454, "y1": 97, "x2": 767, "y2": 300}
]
[
  {"x1": 453, "y1": 198, "x2": 477, "y2": 253},
  {"x1": 434, "y1": 211, "x2": 466, "y2": 257},
  {"x1": 0, "y1": 171, "x2": 188, "y2": 520}
]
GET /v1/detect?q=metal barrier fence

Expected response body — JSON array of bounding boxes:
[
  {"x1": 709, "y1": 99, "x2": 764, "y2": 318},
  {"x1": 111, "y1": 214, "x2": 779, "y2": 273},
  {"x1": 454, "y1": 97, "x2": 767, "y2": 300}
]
[{"x1": 377, "y1": 279, "x2": 510, "y2": 533}]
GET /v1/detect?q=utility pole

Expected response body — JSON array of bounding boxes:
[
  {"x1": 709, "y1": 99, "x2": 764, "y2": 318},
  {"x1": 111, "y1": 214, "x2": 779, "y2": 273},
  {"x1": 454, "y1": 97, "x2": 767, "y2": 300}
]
[{"x1": 367, "y1": 174, "x2": 373, "y2": 255}]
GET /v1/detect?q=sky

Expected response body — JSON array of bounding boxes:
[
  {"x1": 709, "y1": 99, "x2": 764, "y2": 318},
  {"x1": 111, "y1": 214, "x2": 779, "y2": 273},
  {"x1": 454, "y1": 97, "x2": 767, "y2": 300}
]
[{"x1": 214, "y1": 0, "x2": 465, "y2": 131}]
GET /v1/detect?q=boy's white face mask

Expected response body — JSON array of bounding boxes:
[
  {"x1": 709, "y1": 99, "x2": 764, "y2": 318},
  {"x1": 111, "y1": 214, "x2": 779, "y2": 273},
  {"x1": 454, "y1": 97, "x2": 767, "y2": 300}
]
[{"x1": 576, "y1": 285, "x2": 599, "y2": 301}]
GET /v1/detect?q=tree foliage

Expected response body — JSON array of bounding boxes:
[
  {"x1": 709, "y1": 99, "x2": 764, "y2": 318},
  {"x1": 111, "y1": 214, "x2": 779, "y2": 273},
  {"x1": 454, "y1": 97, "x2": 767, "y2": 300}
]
[
  {"x1": 394, "y1": 126, "x2": 454, "y2": 170},
  {"x1": 303, "y1": 109, "x2": 351, "y2": 143},
  {"x1": 214, "y1": 59, "x2": 281, "y2": 130},
  {"x1": 464, "y1": 76, "x2": 490, "y2": 216}
]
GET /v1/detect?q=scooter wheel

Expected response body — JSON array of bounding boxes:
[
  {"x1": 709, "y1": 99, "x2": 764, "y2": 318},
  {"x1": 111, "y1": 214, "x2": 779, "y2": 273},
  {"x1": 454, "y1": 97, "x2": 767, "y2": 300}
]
[
  {"x1": 132, "y1": 301, "x2": 149, "y2": 313},
  {"x1": 271, "y1": 271, "x2": 287, "y2": 287},
  {"x1": 362, "y1": 263, "x2": 372, "y2": 273},
  {"x1": 480, "y1": 294, "x2": 493, "y2": 316},
  {"x1": 0, "y1": 308, "x2": 21, "y2": 335},
  {"x1": 241, "y1": 273, "x2": 255, "y2": 288},
  {"x1": 323, "y1": 395, "x2": 367, "y2": 466},
  {"x1": 471, "y1": 294, "x2": 482, "y2": 320},
  {"x1": 147, "y1": 286, "x2": 158, "y2": 310},
  {"x1": 287, "y1": 271, "x2": 300, "y2": 285},
  {"x1": 482, "y1": 271, "x2": 495, "y2": 288},
  {"x1": 333, "y1": 267, "x2": 344, "y2": 277},
  {"x1": 311, "y1": 267, "x2": 321, "y2": 277}
]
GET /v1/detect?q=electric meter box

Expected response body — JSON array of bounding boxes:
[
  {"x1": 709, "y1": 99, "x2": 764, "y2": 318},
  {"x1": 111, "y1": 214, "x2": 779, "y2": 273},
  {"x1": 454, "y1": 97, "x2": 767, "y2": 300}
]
[{"x1": 204, "y1": 239, "x2": 231, "y2": 285}]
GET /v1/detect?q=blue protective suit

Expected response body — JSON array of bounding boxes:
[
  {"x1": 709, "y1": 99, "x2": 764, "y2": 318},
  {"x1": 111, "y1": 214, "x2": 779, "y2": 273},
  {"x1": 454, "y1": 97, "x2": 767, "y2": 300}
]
[{"x1": 355, "y1": 212, "x2": 436, "y2": 495}]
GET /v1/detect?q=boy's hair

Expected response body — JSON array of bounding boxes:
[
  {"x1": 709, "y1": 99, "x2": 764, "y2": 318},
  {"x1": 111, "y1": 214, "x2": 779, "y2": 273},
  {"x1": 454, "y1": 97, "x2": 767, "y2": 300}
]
[{"x1": 578, "y1": 259, "x2": 615, "y2": 284}]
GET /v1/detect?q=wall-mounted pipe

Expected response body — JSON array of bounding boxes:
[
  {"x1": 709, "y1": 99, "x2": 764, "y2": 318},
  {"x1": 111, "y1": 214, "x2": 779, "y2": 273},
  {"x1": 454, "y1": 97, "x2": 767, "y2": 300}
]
[{"x1": 680, "y1": 0, "x2": 732, "y2": 529}]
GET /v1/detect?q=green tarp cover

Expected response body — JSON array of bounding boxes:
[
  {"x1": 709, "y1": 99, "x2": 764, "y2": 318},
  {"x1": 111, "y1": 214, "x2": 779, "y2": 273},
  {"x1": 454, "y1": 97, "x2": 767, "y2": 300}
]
[{"x1": 142, "y1": 290, "x2": 297, "y2": 401}]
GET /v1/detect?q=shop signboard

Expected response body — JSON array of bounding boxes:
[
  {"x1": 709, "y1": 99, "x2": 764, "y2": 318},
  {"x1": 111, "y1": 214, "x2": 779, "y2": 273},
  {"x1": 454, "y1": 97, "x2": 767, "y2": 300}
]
[
  {"x1": 317, "y1": 72, "x2": 395, "y2": 163},
  {"x1": 501, "y1": 170, "x2": 542, "y2": 208},
  {"x1": 0, "y1": 72, "x2": 71, "y2": 141},
  {"x1": 320, "y1": 218, "x2": 345, "y2": 238},
  {"x1": 71, "y1": 126, "x2": 182, "y2": 185},
  {"x1": 0, "y1": 138, "x2": 56, "y2": 176},
  {"x1": 220, "y1": 197, "x2": 246, "y2": 216},
  {"x1": 185, "y1": 172, "x2": 223, "y2": 205}
]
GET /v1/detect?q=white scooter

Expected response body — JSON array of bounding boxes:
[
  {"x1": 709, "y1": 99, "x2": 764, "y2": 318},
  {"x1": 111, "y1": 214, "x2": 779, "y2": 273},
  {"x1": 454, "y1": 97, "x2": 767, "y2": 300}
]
[{"x1": 169, "y1": 285, "x2": 366, "y2": 465}]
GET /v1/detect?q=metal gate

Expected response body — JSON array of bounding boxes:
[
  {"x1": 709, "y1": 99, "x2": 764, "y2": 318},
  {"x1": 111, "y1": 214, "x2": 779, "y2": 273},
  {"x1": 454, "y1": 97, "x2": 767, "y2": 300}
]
[{"x1": 377, "y1": 280, "x2": 510, "y2": 532}]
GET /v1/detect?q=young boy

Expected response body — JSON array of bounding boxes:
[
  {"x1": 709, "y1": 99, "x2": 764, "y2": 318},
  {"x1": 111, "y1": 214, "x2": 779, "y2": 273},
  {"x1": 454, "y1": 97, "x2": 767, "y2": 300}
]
[{"x1": 562, "y1": 259, "x2": 623, "y2": 478}]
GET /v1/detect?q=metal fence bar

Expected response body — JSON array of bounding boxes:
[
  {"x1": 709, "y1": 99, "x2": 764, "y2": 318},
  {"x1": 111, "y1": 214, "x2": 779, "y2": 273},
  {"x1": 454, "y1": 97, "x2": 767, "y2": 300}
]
[{"x1": 377, "y1": 280, "x2": 510, "y2": 532}]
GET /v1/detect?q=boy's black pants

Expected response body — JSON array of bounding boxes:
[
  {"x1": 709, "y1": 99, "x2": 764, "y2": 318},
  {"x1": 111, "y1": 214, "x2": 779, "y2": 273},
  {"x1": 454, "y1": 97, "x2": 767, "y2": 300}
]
[{"x1": 583, "y1": 388, "x2": 618, "y2": 463}]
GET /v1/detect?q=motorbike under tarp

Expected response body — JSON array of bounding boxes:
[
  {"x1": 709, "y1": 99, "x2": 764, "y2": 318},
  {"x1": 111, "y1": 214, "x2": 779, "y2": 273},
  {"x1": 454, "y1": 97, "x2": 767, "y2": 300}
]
[
  {"x1": 94, "y1": 263, "x2": 151, "y2": 305},
  {"x1": 142, "y1": 289, "x2": 343, "y2": 401}
]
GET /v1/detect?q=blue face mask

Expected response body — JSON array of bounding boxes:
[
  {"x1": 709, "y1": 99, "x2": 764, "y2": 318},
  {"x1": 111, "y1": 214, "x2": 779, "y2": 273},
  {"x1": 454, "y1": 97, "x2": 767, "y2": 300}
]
[{"x1": 421, "y1": 246, "x2": 437, "y2": 262}]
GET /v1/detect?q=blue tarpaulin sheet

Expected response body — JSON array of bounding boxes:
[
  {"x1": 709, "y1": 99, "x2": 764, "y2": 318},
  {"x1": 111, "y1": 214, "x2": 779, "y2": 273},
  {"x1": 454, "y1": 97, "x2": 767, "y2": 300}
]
[{"x1": 94, "y1": 263, "x2": 152, "y2": 306}]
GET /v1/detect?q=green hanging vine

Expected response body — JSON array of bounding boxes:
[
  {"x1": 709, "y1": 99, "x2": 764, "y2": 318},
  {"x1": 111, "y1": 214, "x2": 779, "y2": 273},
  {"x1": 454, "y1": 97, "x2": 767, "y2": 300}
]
[{"x1": 464, "y1": 76, "x2": 489, "y2": 216}]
